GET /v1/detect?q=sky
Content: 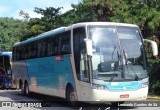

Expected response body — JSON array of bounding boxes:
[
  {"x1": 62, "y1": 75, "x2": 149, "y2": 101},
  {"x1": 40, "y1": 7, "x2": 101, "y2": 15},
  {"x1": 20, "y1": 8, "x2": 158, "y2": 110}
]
[{"x1": 0, "y1": 0, "x2": 79, "y2": 19}]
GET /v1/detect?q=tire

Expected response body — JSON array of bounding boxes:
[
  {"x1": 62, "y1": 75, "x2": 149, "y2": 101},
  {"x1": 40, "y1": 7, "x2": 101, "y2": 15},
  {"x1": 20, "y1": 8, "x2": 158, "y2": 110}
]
[
  {"x1": 20, "y1": 83, "x2": 25, "y2": 95},
  {"x1": 24, "y1": 82, "x2": 29, "y2": 96},
  {"x1": 66, "y1": 86, "x2": 77, "y2": 106},
  {"x1": 1, "y1": 82, "x2": 4, "y2": 90}
]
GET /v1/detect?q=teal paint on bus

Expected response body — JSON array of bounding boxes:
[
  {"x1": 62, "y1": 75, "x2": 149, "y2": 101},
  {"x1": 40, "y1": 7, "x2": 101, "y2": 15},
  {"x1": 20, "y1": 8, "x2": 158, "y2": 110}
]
[{"x1": 26, "y1": 55, "x2": 75, "y2": 90}]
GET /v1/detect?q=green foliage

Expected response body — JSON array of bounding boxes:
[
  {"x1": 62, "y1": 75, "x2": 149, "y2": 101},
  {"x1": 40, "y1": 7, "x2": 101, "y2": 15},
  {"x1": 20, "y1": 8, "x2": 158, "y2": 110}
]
[
  {"x1": 151, "y1": 81, "x2": 160, "y2": 95},
  {"x1": 19, "y1": 7, "x2": 64, "y2": 40},
  {"x1": 0, "y1": 18, "x2": 27, "y2": 51},
  {"x1": 34, "y1": 7, "x2": 63, "y2": 30}
]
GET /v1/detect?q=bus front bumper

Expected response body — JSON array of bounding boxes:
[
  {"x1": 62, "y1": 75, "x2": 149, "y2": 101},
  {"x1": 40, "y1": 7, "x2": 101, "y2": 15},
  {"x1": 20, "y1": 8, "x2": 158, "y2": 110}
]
[{"x1": 80, "y1": 87, "x2": 148, "y2": 102}]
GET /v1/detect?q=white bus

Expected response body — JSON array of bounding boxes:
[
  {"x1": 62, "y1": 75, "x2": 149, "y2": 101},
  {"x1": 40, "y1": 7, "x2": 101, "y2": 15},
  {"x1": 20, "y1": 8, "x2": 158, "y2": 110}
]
[{"x1": 12, "y1": 22, "x2": 158, "y2": 105}]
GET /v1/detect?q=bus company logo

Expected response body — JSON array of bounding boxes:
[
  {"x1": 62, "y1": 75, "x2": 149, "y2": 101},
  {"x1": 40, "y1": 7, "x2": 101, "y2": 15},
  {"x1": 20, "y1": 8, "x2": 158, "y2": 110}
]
[
  {"x1": 1, "y1": 101, "x2": 42, "y2": 108},
  {"x1": 2, "y1": 102, "x2": 11, "y2": 107}
]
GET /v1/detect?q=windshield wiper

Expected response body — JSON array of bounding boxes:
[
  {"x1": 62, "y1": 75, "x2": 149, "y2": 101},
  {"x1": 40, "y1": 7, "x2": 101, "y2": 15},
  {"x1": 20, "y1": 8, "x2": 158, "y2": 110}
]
[
  {"x1": 109, "y1": 51, "x2": 122, "y2": 82},
  {"x1": 112, "y1": 47, "x2": 116, "y2": 61},
  {"x1": 108, "y1": 47, "x2": 116, "y2": 82}
]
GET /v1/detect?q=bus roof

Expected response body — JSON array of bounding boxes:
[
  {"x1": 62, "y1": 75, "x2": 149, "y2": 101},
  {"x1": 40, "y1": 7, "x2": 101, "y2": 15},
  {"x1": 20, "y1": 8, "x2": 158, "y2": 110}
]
[
  {"x1": 14, "y1": 27, "x2": 66, "y2": 47},
  {"x1": 72, "y1": 22, "x2": 138, "y2": 28},
  {"x1": 14, "y1": 22, "x2": 138, "y2": 47},
  {"x1": 0, "y1": 52, "x2": 12, "y2": 57}
]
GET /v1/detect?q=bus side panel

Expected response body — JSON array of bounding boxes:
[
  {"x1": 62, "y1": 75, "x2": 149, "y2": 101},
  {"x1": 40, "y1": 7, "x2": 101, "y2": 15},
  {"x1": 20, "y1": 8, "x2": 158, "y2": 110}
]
[
  {"x1": 27, "y1": 55, "x2": 75, "y2": 98},
  {"x1": 12, "y1": 60, "x2": 28, "y2": 89},
  {"x1": 47, "y1": 55, "x2": 75, "y2": 98},
  {"x1": 26, "y1": 58, "x2": 48, "y2": 94}
]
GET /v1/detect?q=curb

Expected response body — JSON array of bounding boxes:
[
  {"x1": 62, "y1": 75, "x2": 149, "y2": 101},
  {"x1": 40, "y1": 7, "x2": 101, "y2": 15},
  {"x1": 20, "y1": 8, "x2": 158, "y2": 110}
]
[{"x1": 147, "y1": 96, "x2": 160, "y2": 100}]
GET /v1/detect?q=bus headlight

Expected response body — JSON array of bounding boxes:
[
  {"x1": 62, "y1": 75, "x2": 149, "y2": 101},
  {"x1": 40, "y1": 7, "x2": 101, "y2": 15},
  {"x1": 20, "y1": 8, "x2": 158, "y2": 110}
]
[
  {"x1": 91, "y1": 83, "x2": 108, "y2": 90},
  {"x1": 139, "y1": 82, "x2": 148, "y2": 89}
]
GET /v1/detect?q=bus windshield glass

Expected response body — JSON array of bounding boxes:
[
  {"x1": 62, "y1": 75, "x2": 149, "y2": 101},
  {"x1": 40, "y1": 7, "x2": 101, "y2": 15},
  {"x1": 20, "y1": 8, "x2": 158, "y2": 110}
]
[{"x1": 88, "y1": 26, "x2": 147, "y2": 81}]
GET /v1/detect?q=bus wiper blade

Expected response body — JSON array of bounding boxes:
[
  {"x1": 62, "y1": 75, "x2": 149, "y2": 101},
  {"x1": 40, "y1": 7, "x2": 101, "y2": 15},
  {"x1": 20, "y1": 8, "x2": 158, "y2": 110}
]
[
  {"x1": 109, "y1": 74, "x2": 114, "y2": 82},
  {"x1": 123, "y1": 49, "x2": 128, "y2": 65},
  {"x1": 117, "y1": 51, "x2": 122, "y2": 69},
  {"x1": 134, "y1": 73, "x2": 139, "y2": 81},
  {"x1": 112, "y1": 46, "x2": 116, "y2": 61},
  {"x1": 109, "y1": 47, "x2": 117, "y2": 82},
  {"x1": 130, "y1": 64, "x2": 139, "y2": 81}
]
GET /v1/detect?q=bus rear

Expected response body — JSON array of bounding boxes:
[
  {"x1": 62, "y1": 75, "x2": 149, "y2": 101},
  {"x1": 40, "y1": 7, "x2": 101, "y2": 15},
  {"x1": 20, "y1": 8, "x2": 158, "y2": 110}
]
[{"x1": 0, "y1": 52, "x2": 12, "y2": 89}]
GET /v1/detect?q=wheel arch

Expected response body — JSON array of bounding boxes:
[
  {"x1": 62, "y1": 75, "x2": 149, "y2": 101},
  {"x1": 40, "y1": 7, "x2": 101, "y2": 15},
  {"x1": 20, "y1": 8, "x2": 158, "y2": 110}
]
[{"x1": 65, "y1": 83, "x2": 73, "y2": 99}]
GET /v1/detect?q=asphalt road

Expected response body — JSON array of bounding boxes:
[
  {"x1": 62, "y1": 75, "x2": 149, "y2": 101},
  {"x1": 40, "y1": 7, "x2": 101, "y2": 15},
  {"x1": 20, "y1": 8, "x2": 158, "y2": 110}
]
[{"x1": 0, "y1": 89, "x2": 160, "y2": 110}]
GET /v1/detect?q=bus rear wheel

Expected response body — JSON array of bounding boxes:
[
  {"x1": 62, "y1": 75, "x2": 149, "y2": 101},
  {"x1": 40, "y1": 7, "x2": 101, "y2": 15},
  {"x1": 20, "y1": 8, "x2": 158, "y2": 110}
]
[{"x1": 24, "y1": 82, "x2": 29, "y2": 96}]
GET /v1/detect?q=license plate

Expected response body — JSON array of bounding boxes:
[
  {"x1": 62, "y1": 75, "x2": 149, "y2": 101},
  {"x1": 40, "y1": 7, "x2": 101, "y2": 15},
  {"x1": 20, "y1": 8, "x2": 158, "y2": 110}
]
[{"x1": 120, "y1": 94, "x2": 129, "y2": 98}]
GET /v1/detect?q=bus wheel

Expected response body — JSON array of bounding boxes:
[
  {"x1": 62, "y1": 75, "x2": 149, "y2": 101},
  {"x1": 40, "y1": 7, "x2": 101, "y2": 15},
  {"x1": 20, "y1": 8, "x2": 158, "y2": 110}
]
[
  {"x1": 1, "y1": 82, "x2": 4, "y2": 90},
  {"x1": 24, "y1": 82, "x2": 29, "y2": 96},
  {"x1": 20, "y1": 85, "x2": 24, "y2": 94},
  {"x1": 66, "y1": 86, "x2": 77, "y2": 106},
  {"x1": 20, "y1": 80, "x2": 24, "y2": 94}
]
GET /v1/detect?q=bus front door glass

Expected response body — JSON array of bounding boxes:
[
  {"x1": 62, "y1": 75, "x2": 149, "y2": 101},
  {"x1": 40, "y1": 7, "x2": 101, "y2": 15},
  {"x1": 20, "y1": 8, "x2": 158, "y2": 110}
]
[
  {"x1": 88, "y1": 26, "x2": 147, "y2": 82},
  {"x1": 73, "y1": 27, "x2": 90, "y2": 82}
]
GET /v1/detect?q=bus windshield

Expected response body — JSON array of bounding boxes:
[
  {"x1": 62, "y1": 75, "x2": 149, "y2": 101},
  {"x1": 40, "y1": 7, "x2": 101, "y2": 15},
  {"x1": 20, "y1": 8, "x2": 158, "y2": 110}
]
[{"x1": 88, "y1": 26, "x2": 147, "y2": 81}]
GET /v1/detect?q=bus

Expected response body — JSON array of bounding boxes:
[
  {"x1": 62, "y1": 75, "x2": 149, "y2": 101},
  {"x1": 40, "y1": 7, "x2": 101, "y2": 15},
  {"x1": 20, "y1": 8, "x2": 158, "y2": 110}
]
[
  {"x1": 0, "y1": 52, "x2": 12, "y2": 89},
  {"x1": 12, "y1": 22, "x2": 158, "y2": 104}
]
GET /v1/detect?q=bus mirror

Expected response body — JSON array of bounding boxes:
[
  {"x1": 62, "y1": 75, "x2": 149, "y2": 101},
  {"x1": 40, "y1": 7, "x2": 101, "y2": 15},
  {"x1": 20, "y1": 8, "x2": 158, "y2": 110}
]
[
  {"x1": 84, "y1": 39, "x2": 92, "y2": 56},
  {"x1": 143, "y1": 39, "x2": 158, "y2": 56}
]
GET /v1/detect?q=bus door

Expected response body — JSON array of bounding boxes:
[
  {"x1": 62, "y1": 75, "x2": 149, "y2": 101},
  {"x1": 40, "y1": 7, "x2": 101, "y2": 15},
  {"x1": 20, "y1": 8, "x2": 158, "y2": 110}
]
[
  {"x1": 79, "y1": 53, "x2": 91, "y2": 100},
  {"x1": 73, "y1": 27, "x2": 91, "y2": 100}
]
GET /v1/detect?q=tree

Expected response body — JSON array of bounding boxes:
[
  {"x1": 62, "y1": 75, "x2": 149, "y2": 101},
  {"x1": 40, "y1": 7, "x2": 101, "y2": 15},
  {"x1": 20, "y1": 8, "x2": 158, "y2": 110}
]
[
  {"x1": 0, "y1": 18, "x2": 28, "y2": 51},
  {"x1": 19, "y1": 7, "x2": 64, "y2": 41},
  {"x1": 19, "y1": 10, "x2": 30, "y2": 20},
  {"x1": 61, "y1": 0, "x2": 113, "y2": 25},
  {"x1": 34, "y1": 7, "x2": 63, "y2": 30}
]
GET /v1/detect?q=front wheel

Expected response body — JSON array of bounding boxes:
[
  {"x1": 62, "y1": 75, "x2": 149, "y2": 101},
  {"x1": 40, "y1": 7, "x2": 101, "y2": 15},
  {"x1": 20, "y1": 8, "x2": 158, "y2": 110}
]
[{"x1": 66, "y1": 86, "x2": 77, "y2": 106}]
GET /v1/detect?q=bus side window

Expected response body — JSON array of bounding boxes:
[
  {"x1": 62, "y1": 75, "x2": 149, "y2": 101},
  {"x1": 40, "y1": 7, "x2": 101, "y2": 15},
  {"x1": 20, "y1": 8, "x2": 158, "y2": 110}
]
[
  {"x1": 25, "y1": 45, "x2": 29, "y2": 59},
  {"x1": 17, "y1": 47, "x2": 20, "y2": 60},
  {"x1": 60, "y1": 31, "x2": 71, "y2": 54},
  {"x1": 48, "y1": 37, "x2": 57, "y2": 56},
  {"x1": 48, "y1": 37, "x2": 59, "y2": 56},
  {"x1": 47, "y1": 38, "x2": 52, "y2": 56},
  {"x1": 37, "y1": 41, "x2": 42, "y2": 57},
  {"x1": 41, "y1": 41, "x2": 47, "y2": 57}
]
